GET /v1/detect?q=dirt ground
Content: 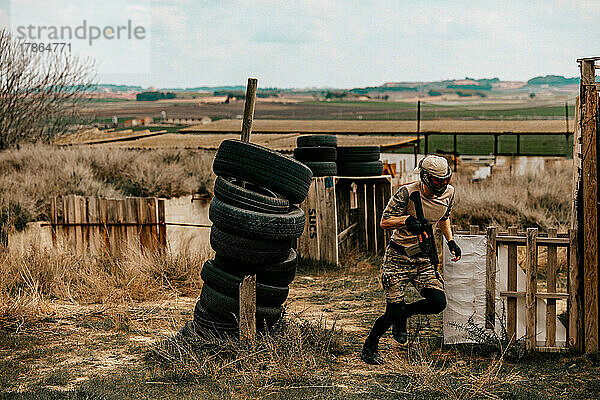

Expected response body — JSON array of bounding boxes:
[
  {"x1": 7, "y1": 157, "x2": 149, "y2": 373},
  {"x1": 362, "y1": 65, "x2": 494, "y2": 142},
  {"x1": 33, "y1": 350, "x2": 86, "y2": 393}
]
[{"x1": 2, "y1": 257, "x2": 600, "y2": 400}]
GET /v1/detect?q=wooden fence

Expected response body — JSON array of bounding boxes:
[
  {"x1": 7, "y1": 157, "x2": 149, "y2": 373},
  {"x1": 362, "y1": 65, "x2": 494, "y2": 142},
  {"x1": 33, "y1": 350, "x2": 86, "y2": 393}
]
[
  {"x1": 463, "y1": 225, "x2": 578, "y2": 352},
  {"x1": 50, "y1": 195, "x2": 167, "y2": 254}
]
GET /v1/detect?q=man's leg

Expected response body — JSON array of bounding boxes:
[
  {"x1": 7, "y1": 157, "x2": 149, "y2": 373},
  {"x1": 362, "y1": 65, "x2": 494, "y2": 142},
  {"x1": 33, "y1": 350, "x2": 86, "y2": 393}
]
[
  {"x1": 361, "y1": 247, "x2": 409, "y2": 365},
  {"x1": 393, "y1": 262, "x2": 446, "y2": 344}
]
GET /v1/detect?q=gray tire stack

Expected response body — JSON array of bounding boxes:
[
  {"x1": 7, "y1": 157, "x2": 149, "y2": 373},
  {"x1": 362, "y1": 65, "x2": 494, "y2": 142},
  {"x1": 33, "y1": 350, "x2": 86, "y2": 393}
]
[
  {"x1": 293, "y1": 135, "x2": 338, "y2": 177},
  {"x1": 337, "y1": 145, "x2": 383, "y2": 176},
  {"x1": 193, "y1": 139, "x2": 313, "y2": 336}
]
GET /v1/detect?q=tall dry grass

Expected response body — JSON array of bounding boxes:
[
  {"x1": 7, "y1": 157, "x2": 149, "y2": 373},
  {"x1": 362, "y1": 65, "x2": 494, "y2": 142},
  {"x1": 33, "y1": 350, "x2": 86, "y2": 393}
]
[
  {"x1": 452, "y1": 161, "x2": 572, "y2": 230},
  {"x1": 0, "y1": 145, "x2": 214, "y2": 231},
  {"x1": 0, "y1": 243, "x2": 209, "y2": 331}
]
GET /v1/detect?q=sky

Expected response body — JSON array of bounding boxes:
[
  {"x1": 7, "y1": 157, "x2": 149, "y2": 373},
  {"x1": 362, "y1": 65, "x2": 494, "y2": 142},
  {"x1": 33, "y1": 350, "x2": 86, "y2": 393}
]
[{"x1": 0, "y1": 0, "x2": 598, "y2": 88}]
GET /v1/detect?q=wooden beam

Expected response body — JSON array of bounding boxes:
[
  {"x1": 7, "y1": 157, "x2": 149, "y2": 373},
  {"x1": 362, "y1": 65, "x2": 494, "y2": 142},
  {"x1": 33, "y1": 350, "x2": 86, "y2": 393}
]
[
  {"x1": 581, "y1": 60, "x2": 596, "y2": 86},
  {"x1": 239, "y1": 275, "x2": 256, "y2": 343},
  {"x1": 486, "y1": 226, "x2": 497, "y2": 329},
  {"x1": 500, "y1": 291, "x2": 569, "y2": 300},
  {"x1": 526, "y1": 228, "x2": 538, "y2": 350},
  {"x1": 568, "y1": 228, "x2": 583, "y2": 351},
  {"x1": 507, "y1": 226, "x2": 518, "y2": 342},
  {"x1": 581, "y1": 84, "x2": 598, "y2": 353},
  {"x1": 240, "y1": 78, "x2": 258, "y2": 142},
  {"x1": 338, "y1": 222, "x2": 358, "y2": 244},
  {"x1": 546, "y1": 228, "x2": 558, "y2": 347}
]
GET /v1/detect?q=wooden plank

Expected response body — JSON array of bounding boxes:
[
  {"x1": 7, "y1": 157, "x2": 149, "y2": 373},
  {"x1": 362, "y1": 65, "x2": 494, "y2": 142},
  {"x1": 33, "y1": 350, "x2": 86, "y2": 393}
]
[
  {"x1": 335, "y1": 181, "x2": 350, "y2": 233},
  {"x1": 86, "y1": 197, "x2": 99, "y2": 253},
  {"x1": 571, "y1": 95, "x2": 581, "y2": 229},
  {"x1": 497, "y1": 236, "x2": 570, "y2": 246},
  {"x1": 147, "y1": 198, "x2": 158, "y2": 252},
  {"x1": 98, "y1": 198, "x2": 110, "y2": 252},
  {"x1": 107, "y1": 199, "x2": 119, "y2": 255},
  {"x1": 298, "y1": 179, "x2": 319, "y2": 260},
  {"x1": 318, "y1": 177, "x2": 338, "y2": 265},
  {"x1": 546, "y1": 228, "x2": 558, "y2": 347},
  {"x1": 581, "y1": 84, "x2": 598, "y2": 353},
  {"x1": 374, "y1": 183, "x2": 386, "y2": 253},
  {"x1": 136, "y1": 197, "x2": 148, "y2": 251},
  {"x1": 470, "y1": 225, "x2": 479, "y2": 235},
  {"x1": 501, "y1": 291, "x2": 569, "y2": 300},
  {"x1": 66, "y1": 195, "x2": 76, "y2": 251},
  {"x1": 365, "y1": 183, "x2": 375, "y2": 253},
  {"x1": 239, "y1": 275, "x2": 256, "y2": 343},
  {"x1": 50, "y1": 197, "x2": 57, "y2": 247},
  {"x1": 486, "y1": 226, "x2": 497, "y2": 329},
  {"x1": 123, "y1": 198, "x2": 136, "y2": 251},
  {"x1": 568, "y1": 228, "x2": 582, "y2": 351},
  {"x1": 74, "y1": 196, "x2": 84, "y2": 252},
  {"x1": 158, "y1": 199, "x2": 167, "y2": 252},
  {"x1": 507, "y1": 226, "x2": 518, "y2": 342},
  {"x1": 356, "y1": 182, "x2": 366, "y2": 250},
  {"x1": 526, "y1": 228, "x2": 538, "y2": 350},
  {"x1": 117, "y1": 199, "x2": 126, "y2": 254}
]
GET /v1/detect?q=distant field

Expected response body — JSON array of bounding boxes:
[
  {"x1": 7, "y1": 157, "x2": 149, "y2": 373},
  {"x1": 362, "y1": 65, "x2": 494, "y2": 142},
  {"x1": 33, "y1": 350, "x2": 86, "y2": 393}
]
[{"x1": 83, "y1": 97, "x2": 576, "y2": 122}]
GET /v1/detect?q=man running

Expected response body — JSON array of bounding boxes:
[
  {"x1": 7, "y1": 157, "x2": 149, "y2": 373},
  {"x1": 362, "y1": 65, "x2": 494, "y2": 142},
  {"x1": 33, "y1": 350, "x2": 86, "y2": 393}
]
[{"x1": 361, "y1": 155, "x2": 462, "y2": 365}]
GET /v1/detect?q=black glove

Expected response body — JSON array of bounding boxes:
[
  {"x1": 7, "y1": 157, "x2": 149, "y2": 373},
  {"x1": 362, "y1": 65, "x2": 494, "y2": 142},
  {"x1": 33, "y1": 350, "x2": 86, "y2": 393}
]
[
  {"x1": 405, "y1": 215, "x2": 429, "y2": 235},
  {"x1": 448, "y1": 240, "x2": 462, "y2": 260}
]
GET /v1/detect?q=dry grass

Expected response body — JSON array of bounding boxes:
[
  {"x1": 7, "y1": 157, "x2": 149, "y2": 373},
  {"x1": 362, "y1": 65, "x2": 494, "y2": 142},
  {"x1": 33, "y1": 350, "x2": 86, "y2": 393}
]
[
  {"x1": 0, "y1": 144, "x2": 214, "y2": 231},
  {"x1": 0, "y1": 243, "x2": 209, "y2": 332},
  {"x1": 453, "y1": 160, "x2": 572, "y2": 230},
  {"x1": 147, "y1": 316, "x2": 347, "y2": 396}
]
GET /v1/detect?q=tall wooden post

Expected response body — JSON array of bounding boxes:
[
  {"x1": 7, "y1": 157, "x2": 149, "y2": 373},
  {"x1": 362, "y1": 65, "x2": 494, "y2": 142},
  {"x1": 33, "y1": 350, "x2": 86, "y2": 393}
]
[
  {"x1": 507, "y1": 226, "x2": 518, "y2": 342},
  {"x1": 241, "y1": 78, "x2": 258, "y2": 143},
  {"x1": 578, "y1": 58, "x2": 599, "y2": 353},
  {"x1": 239, "y1": 77, "x2": 258, "y2": 342},
  {"x1": 485, "y1": 226, "x2": 497, "y2": 329}
]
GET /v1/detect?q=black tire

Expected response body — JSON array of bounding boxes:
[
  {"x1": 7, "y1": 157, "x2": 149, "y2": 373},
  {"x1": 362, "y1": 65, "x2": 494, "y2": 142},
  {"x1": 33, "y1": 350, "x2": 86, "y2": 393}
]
[
  {"x1": 297, "y1": 135, "x2": 337, "y2": 148},
  {"x1": 193, "y1": 304, "x2": 239, "y2": 334},
  {"x1": 337, "y1": 146, "x2": 381, "y2": 162},
  {"x1": 201, "y1": 260, "x2": 289, "y2": 307},
  {"x1": 293, "y1": 147, "x2": 337, "y2": 162},
  {"x1": 337, "y1": 161, "x2": 384, "y2": 177},
  {"x1": 213, "y1": 139, "x2": 312, "y2": 204},
  {"x1": 214, "y1": 176, "x2": 290, "y2": 214},
  {"x1": 303, "y1": 161, "x2": 337, "y2": 177},
  {"x1": 209, "y1": 197, "x2": 305, "y2": 240},
  {"x1": 213, "y1": 248, "x2": 298, "y2": 287},
  {"x1": 200, "y1": 284, "x2": 282, "y2": 326},
  {"x1": 210, "y1": 226, "x2": 292, "y2": 265}
]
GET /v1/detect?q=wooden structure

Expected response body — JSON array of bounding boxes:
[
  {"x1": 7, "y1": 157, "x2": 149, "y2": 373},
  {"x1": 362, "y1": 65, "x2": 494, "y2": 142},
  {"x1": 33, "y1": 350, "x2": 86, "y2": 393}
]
[
  {"x1": 298, "y1": 175, "x2": 392, "y2": 265},
  {"x1": 50, "y1": 195, "x2": 166, "y2": 254},
  {"x1": 464, "y1": 226, "x2": 576, "y2": 352},
  {"x1": 572, "y1": 57, "x2": 599, "y2": 353}
]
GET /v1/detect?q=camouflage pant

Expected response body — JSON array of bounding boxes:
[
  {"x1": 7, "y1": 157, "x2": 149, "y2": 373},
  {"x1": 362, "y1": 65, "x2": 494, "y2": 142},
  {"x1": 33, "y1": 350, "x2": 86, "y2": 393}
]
[{"x1": 381, "y1": 245, "x2": 444, "y2": 304}]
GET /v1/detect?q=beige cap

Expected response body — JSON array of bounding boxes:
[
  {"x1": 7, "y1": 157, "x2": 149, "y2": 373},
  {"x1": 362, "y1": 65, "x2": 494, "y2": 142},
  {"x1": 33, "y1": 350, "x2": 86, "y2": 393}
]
[{"x1": 414, "y1": 155, "x2": 450, "y2": 177}]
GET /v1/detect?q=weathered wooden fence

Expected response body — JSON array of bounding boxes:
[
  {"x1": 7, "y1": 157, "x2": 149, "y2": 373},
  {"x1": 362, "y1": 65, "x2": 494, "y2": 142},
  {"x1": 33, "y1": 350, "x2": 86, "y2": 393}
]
[
  {"x1": 462, "y1": 225, "x2": 578, "y2": 352},
  {"x1": 50, "y1": 195, "x2": 167, "y2": 254},
  {"x1": 298, "y1": 175, "x2": 392, "y2": 265}
]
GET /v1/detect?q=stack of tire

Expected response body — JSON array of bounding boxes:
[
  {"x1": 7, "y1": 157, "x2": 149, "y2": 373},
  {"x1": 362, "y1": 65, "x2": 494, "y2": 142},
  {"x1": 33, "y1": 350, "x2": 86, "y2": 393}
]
[
  {"x1": 193, "y1": 139, "x2": 313, "y2": 336},
  {"x1": 293, "y1": 135, "x2": 338, "y2": 177},
  {"x1": 336, "y1": 145, "x2": 383, "y2": 176}
]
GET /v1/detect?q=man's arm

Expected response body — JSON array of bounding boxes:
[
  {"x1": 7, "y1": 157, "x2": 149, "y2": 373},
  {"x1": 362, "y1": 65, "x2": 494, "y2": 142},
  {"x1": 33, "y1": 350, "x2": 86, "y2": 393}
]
[
  {"x1": 380, "y1": 186, "x2": 410, "y2": 230},
  {"x1": 438, "y1": 218, "x2": 453, "y2": 241},
  {"x1": 380, "y1": 215, "x2": 409, "y2": 230}
]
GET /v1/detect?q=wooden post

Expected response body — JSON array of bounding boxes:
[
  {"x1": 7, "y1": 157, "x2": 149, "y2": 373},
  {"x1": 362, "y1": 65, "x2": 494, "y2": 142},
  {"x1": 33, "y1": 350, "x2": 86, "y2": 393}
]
[
  {"x1": 239, "y1": 275, "x2": 256, "y2": 343},
  {"x1": 569, "y1": 228, "x2": 582, "y2": 351},
  {"x1": 546, "y1": 228, "x2": 558, "y2": 347},
  {"x1": 356, "y1": 182, "x2": 367, "y2": 250},
  {"x1": 486, "y1": 226, "x2": 497, "y2": 329},
  {"x1": 507, "y1": 226, "x2": 518, "y2": 342},
  {"x1": 571, "y1": 95, "x2": 582, "y2": 229},
  {"x1": 240, "y1": 78, "x2": 258, "y2": 143},
  {"x1": 526, "y1": 228, "x2": 538, "y2": 350},
  {"x1": 581, "y1": 82, "x2": 598, "y2": 353}
]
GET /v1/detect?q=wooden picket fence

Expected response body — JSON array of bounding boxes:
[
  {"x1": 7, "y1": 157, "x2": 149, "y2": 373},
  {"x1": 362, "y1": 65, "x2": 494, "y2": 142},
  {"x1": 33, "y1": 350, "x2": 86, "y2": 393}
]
[
  {"x1": 463, "y1": 225, "x2": 577, "y2": 352},
  {"x1": 50, "y1": 195, "x2": 167, "y2": 254}
]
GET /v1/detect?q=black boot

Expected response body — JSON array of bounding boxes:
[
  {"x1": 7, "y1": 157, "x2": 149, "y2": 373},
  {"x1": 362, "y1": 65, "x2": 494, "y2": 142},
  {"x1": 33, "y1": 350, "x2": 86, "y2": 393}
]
[
  {"x1": 361, "y1": 337, "x2": 384, "y2": 365},
  {"x1": 392, "y1": 317, "x2": 408, "y2": 344}
]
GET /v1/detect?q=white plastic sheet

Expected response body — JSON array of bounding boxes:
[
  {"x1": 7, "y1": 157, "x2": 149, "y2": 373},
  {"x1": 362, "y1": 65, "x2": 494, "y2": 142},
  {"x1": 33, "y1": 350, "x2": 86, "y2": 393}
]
[{"x1": 443, "y1": 235, "x2": 566, "y2": 346}]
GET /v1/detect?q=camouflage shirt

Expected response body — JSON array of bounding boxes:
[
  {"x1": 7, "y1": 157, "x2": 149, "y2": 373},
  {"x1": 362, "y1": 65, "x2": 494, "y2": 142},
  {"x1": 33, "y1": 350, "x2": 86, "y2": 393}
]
[{"x1": 382, "y1": 181, "x2": 454, "y2": 248}]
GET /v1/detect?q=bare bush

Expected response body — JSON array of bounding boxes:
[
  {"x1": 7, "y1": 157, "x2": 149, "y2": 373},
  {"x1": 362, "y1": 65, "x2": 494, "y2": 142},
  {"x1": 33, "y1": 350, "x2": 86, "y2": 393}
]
[{"x1": 0, "y1": 29, "x2": 95, "y2": 149}]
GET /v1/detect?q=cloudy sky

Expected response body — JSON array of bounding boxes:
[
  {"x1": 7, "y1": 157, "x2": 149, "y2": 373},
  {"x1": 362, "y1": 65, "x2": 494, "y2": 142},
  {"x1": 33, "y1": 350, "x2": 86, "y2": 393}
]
[{"x1": 0, "y1": 0, "x2": 598, "y2": 88}]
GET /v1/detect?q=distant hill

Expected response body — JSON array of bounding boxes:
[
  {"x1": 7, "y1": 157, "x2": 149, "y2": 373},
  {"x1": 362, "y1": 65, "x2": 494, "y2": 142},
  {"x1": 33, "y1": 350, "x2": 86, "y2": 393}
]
[{"x1": 527, "y1": 75, "x2": 579, "y2": 86}]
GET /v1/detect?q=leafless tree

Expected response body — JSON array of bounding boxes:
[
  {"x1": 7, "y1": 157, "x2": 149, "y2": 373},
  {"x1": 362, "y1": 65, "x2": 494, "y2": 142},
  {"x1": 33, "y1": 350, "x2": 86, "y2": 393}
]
[{"x1": 0, "y1": 29, "x2": 95, "y2": 149}]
